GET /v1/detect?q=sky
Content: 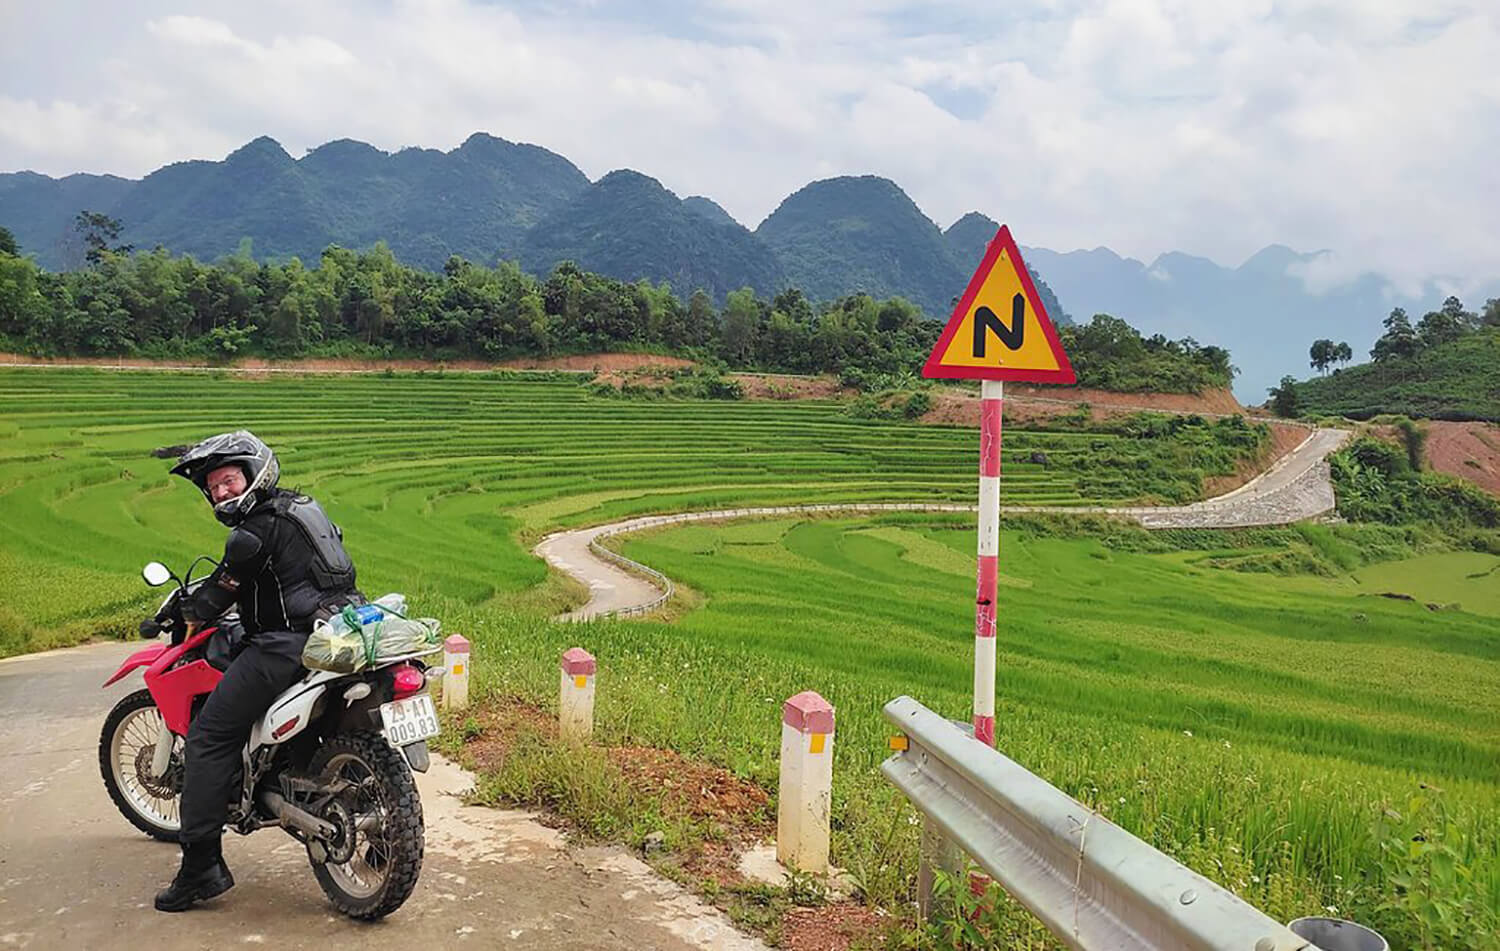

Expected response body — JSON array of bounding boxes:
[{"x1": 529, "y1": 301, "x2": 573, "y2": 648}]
[{"x1": 1, "y1": 0, "x2": 1497, "y2": 294}]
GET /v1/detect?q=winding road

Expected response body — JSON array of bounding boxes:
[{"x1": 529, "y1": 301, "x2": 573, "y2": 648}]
[{"x1": 536, "y1": 427, "x2": 1351, "y2": 621}]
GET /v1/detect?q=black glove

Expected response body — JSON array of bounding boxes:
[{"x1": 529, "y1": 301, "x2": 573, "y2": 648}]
[{"x1": 139, "y1": 618, "x2": 161, "y2": 638}]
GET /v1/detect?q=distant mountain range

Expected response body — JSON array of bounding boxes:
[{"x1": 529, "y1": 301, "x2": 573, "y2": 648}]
[{"x1": 3, "y1": 132, "x2": 1495, "y2": 401}]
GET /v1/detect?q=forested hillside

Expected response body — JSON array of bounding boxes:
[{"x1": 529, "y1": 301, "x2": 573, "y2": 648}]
[
  {"x1": 1284, "y1": 298, "x2": 1500, "y2": 421},
  {"x1": 0, "y1": 233, "x2": 1232, "y2": 392}
]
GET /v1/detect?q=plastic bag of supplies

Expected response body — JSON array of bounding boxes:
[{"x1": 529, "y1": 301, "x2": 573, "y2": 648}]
[{"x1": 302, "y1": 593, "x2": 441, "y2": 673}]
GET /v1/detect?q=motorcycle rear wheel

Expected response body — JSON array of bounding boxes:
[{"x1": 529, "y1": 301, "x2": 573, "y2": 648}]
[
  {"x1": 99, "y1": 688, "x2": 182, "y2": 842},
  {"x1": 306, "y1": 730, "x2": 424, "y2": 920}
]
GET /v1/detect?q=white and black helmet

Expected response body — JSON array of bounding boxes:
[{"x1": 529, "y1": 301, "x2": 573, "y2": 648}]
[{"x1": 170, "y1": 430, "x2": 280, "y2": 526}]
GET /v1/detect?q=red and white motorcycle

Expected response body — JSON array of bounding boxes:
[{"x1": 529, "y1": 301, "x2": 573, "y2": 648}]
[{"x1": 98, "y1": 557, "x2": 441, "y2": 920}]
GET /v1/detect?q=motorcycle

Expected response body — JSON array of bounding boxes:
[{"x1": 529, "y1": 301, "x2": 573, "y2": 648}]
[{"x1": 98, "y1": 557, "x2": 442, "y2": 920}]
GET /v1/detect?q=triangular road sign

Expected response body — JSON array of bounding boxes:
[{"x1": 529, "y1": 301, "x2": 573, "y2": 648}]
[{"x1": 922, "y1": 225, "x2": 1076, "y2": 384}]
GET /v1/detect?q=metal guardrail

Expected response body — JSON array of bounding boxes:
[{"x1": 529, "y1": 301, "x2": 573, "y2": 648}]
[{"x1": 881, "y1": 696, "x2": 1324, "y2": 951}]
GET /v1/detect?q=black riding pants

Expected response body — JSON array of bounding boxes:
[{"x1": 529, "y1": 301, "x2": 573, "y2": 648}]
[{"x1": 179, "y1": 640, "x2": 303, "y2": 844}]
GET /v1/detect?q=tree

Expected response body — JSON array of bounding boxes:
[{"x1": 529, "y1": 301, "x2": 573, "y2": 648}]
[
  {"x1": 73, "y1": 211, "x2": 132, "y2": 266},
  {"x1": 0, "y1": 225, "x2": 18, "y2": 257},
  {"x1": 1370, "y1": 308, "x2": 1418, "y2": 361},
  {"x1": 1269, "y1": 376, "x2": 1300, "y2": 418},
  {"x1": 684, "y1": 289, "x2": 717, "y2": 349},
  {"x1": 1309, "y1": 338, "x2": 1336, "y2": 374},
  {"x1": 719, "y1": 287, "x2": 760, "y2": 365},
  {"x1": 1333, "y1": 341, "x2": 1353, "y2": 368},
  {"x1": 0, "y1": 252, "x2": 45, "y2": 337},
  {"x1": 1416, "y1": 296, "x2": 1471, "y2": 348},
  {"x1": 1483, "y1": 298, "x2": 1500, "y2": 329}
]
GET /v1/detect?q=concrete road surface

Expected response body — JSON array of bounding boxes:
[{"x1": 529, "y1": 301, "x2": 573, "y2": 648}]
[{"x1": 0, "y1": 641, "x2": 765, "y2": 950}]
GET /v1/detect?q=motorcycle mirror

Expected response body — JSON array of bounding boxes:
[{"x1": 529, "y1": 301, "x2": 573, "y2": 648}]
[{"x1": 142, "y1": 562, "x2": 173, "y2": 587}]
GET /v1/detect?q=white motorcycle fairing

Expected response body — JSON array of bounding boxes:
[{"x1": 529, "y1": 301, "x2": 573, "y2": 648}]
[{"x1": 248, "y1": 669, "x2": 348, "y2": 752}]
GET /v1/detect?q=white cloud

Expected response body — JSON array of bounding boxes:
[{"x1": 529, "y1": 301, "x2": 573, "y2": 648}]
[{"x1": 0, "y1": 0, "x2": 1495, "y2": 293}]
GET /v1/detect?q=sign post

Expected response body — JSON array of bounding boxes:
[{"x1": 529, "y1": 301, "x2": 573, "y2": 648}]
[{"x1": 922, "y1": 225, "x2": 1074, "y2": 746}]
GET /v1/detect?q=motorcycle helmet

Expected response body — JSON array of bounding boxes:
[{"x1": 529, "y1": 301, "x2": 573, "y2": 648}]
[{"x1": 170, "y1": 430, "x2": 280, "y2": 526}]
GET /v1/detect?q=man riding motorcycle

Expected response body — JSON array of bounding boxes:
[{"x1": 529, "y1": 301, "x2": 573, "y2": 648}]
[{"x1": 155, "y1": 430, "x2": 362, "y2": 912}]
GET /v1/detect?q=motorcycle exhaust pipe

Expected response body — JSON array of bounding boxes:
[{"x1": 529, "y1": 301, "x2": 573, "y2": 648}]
[{"x1": 258, "y1": 790, "x2": 337, "y2": 839}]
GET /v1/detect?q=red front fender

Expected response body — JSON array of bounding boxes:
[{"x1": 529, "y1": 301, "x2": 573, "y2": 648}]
[{"x1": 103, "y1": 644, "x2": 168, "y2": 687}]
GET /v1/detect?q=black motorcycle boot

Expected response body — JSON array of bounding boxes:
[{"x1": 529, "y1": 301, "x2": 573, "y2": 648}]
[{"x1": 154, "y1": 837, "x2": 234, "y2": 912}]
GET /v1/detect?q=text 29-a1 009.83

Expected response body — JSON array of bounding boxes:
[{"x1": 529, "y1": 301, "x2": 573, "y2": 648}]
[{"x1": 381, "y1": 695, "x2": 439, "y2": 746}]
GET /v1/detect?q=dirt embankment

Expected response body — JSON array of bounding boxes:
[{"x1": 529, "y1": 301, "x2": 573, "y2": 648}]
[
  {"x1": 1371, "y1": 421, "x2": 1500, "y2": 497},
  {"x1": 1427, "y1": 422, "x2": 1500, "y2": 496},
  {"x1": 729, "y1": 373, "x2": 850, "y2": 400}
]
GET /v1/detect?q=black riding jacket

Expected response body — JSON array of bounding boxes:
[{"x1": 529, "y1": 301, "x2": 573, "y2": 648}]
[{"x1": 183, "y1": 489, "x2": 360, "y2": 657}]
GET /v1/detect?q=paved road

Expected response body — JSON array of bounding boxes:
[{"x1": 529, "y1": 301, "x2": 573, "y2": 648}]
[
  {"x1": 0, "y1": 642, "x2": 765, "y2": 950},
  {"x1": 535, "y1": 428, "x2": 1351, "y2": 619}
]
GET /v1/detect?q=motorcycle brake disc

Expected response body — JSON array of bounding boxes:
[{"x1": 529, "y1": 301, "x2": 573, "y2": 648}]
[{"x1": 134, "y1": 746, "x2": 183, "y2": 800}]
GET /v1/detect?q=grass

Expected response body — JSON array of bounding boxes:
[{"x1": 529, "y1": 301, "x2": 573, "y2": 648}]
[
  {"x1": 1354, "y1": 552, "x2": 1500, "y2": 616},
  {"x1": 2, "y1": 367, "x2": 1496, "y2": 947},
  {"x1": 577, "y1": 515, "x2": 1495, "y2": 948}
]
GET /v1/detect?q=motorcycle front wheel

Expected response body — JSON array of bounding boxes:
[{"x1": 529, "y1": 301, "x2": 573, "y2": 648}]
[
  {"x1": 98, "y1": 688, "x2": 182, "y2": 842},
  {"x1": 306, "y1": 730, "x2": 425, "y2": 920}
]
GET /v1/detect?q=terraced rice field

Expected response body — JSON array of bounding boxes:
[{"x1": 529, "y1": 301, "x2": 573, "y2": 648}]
[
  {"x1": 4, "y1": 367, "x2": 1493, "y2": 947},
  {"x1": 0, "y1": 368, "x2": 1249, "y2": 653}
]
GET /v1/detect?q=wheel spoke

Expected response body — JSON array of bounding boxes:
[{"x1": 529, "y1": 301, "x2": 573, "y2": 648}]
[
  {"x1": 317, "y1": 749, "x2": 400, "y2": 902},
  {"x1": 109, "y1": 704, "x2": 180, "y2": 833}
]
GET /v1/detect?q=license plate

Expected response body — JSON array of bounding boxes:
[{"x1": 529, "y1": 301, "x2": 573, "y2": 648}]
[{"x1": 380, "y1": 694, "x2": 439, "y2": 747}]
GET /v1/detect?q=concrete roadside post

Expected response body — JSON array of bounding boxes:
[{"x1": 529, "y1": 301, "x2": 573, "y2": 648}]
[
  {"x1": 777, "y1": 691, "x2": 834, "y2": 875},
  {"x1": 442, "y1": 634, "x2": 470, "y2": 712},
  {"x1": 560, "y1": 647, "x2": 596, "y2": 742}
]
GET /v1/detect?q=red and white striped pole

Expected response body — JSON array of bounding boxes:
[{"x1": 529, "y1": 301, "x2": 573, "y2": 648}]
[{"x1": 974, "y1": 379, "x2": 1003, "y2": 746}]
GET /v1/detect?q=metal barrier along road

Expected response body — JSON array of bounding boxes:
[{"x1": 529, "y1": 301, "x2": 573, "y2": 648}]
[{"x1": 881, "y1": 696, "x2": 1326, "y2": 951}]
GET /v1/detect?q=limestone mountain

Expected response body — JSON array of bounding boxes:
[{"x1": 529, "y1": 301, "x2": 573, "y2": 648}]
[
  {"x1": 754, "y1": 175, "x2": 966, "y2": 318},
  {"x1": 520, "y1": 170, "x2": 784, "y2": 301},
  {"x1": 0, "y1": 132, "x2": 589, "y2": 270},
  {"x1": 942, "y1": 211, "x2": 1071, "y2": 325},
  {"x1": 681, "y1": 196, "x2": 739, "y2": 228}
]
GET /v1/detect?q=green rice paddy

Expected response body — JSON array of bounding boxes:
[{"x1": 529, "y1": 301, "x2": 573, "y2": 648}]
[
  {"x1": 2, "y1": 367, "x2": 1496, "y2": 947},
  {"x1": 0, "y1": 367, "x2": 1252, "y2": 654}
]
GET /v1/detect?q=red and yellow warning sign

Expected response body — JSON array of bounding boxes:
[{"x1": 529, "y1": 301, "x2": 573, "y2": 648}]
[{"x1": 922, "y1": 225, "x2": 1075, "y2": 384}]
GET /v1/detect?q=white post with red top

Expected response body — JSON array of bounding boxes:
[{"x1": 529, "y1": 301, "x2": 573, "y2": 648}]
[
  {"x1": 442, "y1": 634, "x2": 470, "y2": 712},
  {"x1": 974, "y1": 379, "x2": 1003, "y2": 746},
  {"x1": 777, "y1": 691, "x2": 835, "y2": 874},
  {"x1": 559, "y1": 647, "x2": 596, "y2": 742}
]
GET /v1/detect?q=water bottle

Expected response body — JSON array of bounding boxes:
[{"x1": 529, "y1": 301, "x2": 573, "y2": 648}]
[{"x1": 352, "y1": 603, "x2": 385, "y2": 626}]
